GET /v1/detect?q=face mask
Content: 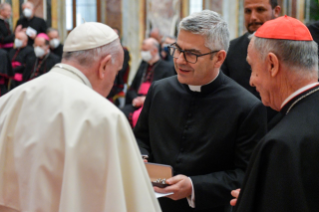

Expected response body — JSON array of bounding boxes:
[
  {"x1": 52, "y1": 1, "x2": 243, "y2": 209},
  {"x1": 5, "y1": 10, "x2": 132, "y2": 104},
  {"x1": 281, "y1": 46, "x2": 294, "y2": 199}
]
[
  {"x1": 141, "y1": 51, "x2": 152, "y2": 62},
  {"x1": 23, "y1": 8, "x2": 32, "y2": 18},
  {"x1": 49, "y1": 39, "x2": 60, "y2": 49},
  {"x1": 34, "y1": 46, "x2": 46, "y2": 58},
  {"x1": 14, "y1": 38, "x2": 23, "y2": 48}
]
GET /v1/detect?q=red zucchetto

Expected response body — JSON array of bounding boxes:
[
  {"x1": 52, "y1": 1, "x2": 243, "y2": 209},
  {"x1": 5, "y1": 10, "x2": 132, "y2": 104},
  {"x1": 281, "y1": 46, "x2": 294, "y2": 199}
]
[{"x1": 255, "y1": 15, "x2": 313, "y2": 41}]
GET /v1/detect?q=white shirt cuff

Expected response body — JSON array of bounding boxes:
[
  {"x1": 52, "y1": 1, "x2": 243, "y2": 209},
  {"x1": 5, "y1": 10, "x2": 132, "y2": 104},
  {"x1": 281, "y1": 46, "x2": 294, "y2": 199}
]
[{"x1": 186, "y1": 177, "x2": 195, "y2": 208}]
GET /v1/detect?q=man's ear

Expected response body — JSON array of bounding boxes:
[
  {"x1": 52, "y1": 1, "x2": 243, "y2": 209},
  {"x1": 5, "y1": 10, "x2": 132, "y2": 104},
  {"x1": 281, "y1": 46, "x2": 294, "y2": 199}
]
[
  {"x1": 98, "y1": 55, "x2": 112, "y2": 79},
  {"x1": 267, "y1": 53, "x2": 279, "y2": 77},
  {"x1": 214, "y1": 50, "x2": 226, "y2": 68},
  {"x1": 273, "y1": 6, "x2": 281, "y2": 18}
]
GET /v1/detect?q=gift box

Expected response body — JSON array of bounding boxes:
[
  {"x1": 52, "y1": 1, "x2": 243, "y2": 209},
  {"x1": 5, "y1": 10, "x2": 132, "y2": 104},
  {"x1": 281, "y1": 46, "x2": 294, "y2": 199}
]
[{"x1": 145, "y1": 162, "x2": 173, "y2": 188}]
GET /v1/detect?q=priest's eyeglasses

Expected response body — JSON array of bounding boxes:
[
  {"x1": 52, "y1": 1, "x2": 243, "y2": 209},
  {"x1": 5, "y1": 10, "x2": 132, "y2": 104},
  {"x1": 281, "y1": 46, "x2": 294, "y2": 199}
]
[{"x1": 168, "y1": 43, "x2": 220, "y2": 64}]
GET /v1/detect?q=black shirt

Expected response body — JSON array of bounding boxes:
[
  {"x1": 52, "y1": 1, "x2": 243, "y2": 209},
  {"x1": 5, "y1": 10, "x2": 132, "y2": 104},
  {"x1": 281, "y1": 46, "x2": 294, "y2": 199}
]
[{"x1": 16, "y1": 16, "x2": 47, "y2": 46}]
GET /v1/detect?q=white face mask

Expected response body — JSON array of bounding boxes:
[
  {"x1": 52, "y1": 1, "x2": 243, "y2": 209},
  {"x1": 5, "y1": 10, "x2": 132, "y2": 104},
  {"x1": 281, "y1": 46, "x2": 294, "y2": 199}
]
[
  {"x1": 49, "y1": 39, "x2": 60, "y2": 49},
  {"x1": 14, "y1": 38, "x2": 23, "y2": 48},
  {"x1": 141, "y1": 51, "x2": 152, "y2": 62},
  {"x1": 23, "y1": 8, "x2": 32, "y2": 18},
  {"x1": 34, "y1": 46, "x2": 46, "y2": 58}
]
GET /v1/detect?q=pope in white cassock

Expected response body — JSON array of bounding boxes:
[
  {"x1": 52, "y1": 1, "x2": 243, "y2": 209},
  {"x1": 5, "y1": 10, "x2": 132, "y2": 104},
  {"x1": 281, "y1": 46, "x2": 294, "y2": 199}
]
[{"x1": 0, "y1": 22, "x2": 161, "y2": 212}]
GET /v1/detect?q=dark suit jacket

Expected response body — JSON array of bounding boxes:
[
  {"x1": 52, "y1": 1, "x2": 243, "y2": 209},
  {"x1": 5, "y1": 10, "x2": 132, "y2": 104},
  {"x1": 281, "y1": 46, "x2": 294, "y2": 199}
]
[
  {"x1": 222, "y1": 32, "x2": 279, "y2": 129},
  {"x1": 134, "y1": 73, "x2": 267, "y2": 212},
  {"x1": 125, "y1": 59, "x2": 175, "y2": 104},
  {"x1": 222, "y1": 33, "x2": 258, "y2": 97},
  {"x1": 307, "y1": 21, "x2": 319, "y2": 59},
  {"x1": 236, "y1": 86, "x2": 319, "y2": 212}
]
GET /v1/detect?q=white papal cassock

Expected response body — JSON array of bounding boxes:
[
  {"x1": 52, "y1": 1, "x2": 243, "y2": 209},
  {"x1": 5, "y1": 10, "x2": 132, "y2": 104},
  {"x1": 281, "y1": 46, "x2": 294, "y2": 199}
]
[{"x1": 0, "y1": 64, "x2": 161, "y2": 212}]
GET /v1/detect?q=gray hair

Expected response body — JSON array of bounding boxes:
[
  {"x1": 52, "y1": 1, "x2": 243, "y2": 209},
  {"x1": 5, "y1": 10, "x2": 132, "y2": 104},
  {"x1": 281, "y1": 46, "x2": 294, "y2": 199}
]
[
  {"x1": 46, "y1": 27, "x2": 59, "y2": 35},
  {"x1": 252, "y1": 36, "x2": 318, "y2": 73},
  {"x1": 178, "y1": 10, "x2": 230, "y2": 52},
  {"x1": 0, "y1": 3, "x2": 10, "y2": 11},
  {"x1": 62, "y1": 39, "x2": 121, "y2": 67}
]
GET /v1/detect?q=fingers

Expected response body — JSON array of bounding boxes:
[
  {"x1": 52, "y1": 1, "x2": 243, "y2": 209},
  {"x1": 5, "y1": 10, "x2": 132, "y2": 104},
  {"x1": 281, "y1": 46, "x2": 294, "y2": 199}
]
[
  {"x1": 154, "y1": 184, "x2": 179, "y2": 196},
  {"x1": 230, "y1": 199, "x2": 237, "y2": 206},
  {"x1": 166, "y1": 174, "x2": 185, "y2": 185},
  {"x1": 231, "y1": 188, "x2": 240, "y2": 198}
]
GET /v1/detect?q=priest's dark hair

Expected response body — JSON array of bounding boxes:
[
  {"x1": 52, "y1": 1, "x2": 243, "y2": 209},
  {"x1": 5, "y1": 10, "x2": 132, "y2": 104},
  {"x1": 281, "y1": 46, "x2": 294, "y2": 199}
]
[
  {"x1": 252, "y1": 35, "x2": 318, "y2": 75},
  {"x1": 178, "y1": 10, "x2": 230, "y2": 53},
  {"x1": 270, "y1": 0, "x2": 278, "y2": 9}
]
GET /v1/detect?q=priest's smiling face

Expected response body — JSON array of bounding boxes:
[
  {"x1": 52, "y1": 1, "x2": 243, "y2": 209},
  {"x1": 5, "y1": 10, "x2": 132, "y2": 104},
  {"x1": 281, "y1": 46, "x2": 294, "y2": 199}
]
[{"x1": 174, "y1": 30, "x2": 224, "y2": 86}]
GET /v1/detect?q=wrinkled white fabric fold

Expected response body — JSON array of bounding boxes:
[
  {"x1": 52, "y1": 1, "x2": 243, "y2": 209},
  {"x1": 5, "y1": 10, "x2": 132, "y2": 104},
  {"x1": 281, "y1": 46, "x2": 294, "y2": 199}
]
[{"x1": 0, "y1": 64, "x2": 161, "y2": 212}]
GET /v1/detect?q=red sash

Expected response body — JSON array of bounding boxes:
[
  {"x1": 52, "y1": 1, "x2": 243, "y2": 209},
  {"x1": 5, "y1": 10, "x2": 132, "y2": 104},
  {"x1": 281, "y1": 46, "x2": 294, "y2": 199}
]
[
  {"x1": 0, "y1": 77, "x2": 5, "y2": 84},
  {"x1": 132, "y1": 107, "x2": 143, "y2": 127},
  {"x1": 11, "y1": 61, "x2": 22, "y2": 68},
  {"x1": 13, "y1": 73, "x2": 23, "y2": 81},
  {"x1": 138, "y1": 82, "x2": 151, "y2": 95},
  {"x1": 0, "y1": 43, "x2": 14, "y2": 48}
]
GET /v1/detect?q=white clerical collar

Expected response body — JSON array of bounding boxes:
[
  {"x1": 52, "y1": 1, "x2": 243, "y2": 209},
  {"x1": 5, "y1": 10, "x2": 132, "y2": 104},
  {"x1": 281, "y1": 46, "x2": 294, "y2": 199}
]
[
  {"x1": 188, "y1": 71, "x2": 220, "y2": 92},
  {"x1": 281, "y1": 82, "x2": 319, "y2": 109}
]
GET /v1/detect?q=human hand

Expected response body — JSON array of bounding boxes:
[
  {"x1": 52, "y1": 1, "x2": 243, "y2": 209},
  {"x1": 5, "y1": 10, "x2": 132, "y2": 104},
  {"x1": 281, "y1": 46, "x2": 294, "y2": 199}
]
[
  {"x1": 154, "y1": 175, "x2": 192, "y2": 201},
  {"x1": 230, "y1": 188, "x2": 241, "y2": 206},
  {"x1": 132, "y1": 96, "x2": 146, "y2": 107},
  {"x1": 29, "y1": 32, "x2": 36, "y2": 39},
  {"x1": 15, "y1": 25, "x2": 23, "y2": 34}
]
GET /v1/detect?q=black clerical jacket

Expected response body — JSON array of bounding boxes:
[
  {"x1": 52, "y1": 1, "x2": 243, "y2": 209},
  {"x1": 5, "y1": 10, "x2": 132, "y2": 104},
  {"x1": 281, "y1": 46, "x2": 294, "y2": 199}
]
[
  {"x1": 134, "y1": 72, "x2": 267, "y2": 212},
  {"x1": 16, "y1": 16, "x2": 47, "y2": 46},
  {"x1": 24, "y1": 52, "x2": 60, "y2": 80},
  {"x1": 0, "y1": 49, "x2": 13, "y2": 96},
  {"x1": 235, "y1": 86, "x2": 319, "y2": 212},
  {"x1": 8, "y1": 46, "x2": 36, "y2": 87},
  {"x1": 0, "y1": 19, "x2": 14, "y2": 51},
  {"x1": 125, "y1": 59, "x2": 175, "y2": 104}
]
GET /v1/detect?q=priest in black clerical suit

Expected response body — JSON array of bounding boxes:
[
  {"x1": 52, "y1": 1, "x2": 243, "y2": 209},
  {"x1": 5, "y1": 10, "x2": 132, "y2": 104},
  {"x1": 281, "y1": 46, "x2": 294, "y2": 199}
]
[
  {"x1": 232, "y1": 16, "x2": 319, "y2": 212},
  {"x1": 221, "y1": 0, "x2": 281, "y2": 130},
  {"x1": 134, "y1": 11, "x2": 267, "y2": 212},
  {"x1": 16, "y1": 2, "x2": 47, "y2": 47},
  {"x1": 0, "y1": 49, "x2": 13, "y2": 96},
  {"x1": 8, "y1": 32, "x2": 35, "y2": 88},
  {"x1": 24, "y1": 33, "x2": 60, "y2": 81},
  {"x1": 47, "y1": 28, "x2": 64, "y2": 60},
  {"x1": 0, "y1": 3, "x2": 14, "y2": 52}
]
